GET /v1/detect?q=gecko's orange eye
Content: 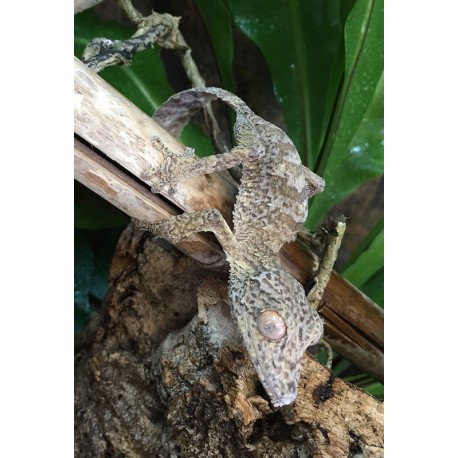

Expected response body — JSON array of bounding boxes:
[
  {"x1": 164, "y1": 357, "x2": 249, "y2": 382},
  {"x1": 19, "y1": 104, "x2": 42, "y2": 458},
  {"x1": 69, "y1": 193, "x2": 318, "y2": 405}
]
[{"x1": 256, "y1": 310, "x2": 287, "y2": 340}]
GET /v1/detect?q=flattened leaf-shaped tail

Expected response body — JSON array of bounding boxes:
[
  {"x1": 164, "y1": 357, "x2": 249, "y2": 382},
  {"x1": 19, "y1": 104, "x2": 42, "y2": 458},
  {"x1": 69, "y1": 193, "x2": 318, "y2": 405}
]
[{"x1": 153, "y1": 87, "x2": 252, "y2": 137}]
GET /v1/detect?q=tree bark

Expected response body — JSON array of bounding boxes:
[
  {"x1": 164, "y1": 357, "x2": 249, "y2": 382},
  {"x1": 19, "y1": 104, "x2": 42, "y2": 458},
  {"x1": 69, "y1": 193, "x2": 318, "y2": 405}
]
[{"x1": 75, "y1": 226, "x2": 383, "y2": 457}]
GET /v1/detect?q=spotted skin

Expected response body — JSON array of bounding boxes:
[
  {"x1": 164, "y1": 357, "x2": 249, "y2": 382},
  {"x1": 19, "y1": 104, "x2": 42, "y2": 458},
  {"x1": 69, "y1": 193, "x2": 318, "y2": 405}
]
[{"x1": 138, "y1": 88, "x2": 325, "y2": 407}]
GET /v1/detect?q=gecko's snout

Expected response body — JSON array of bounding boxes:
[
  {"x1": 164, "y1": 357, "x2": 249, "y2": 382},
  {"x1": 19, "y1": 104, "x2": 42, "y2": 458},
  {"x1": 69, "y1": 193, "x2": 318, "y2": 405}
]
[
  {"x1": 232, "y1": 267, "x2": 324, "y2": 408},
  {"x1": 271, "y1": 392, "x2": 296, "y2": 408}
]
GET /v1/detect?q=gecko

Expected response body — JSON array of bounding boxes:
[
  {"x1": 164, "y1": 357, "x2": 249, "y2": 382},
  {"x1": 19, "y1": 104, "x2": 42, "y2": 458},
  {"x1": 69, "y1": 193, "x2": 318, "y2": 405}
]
[{"x1": 135, "y1": 87, "x2": 326, "y2": 407}]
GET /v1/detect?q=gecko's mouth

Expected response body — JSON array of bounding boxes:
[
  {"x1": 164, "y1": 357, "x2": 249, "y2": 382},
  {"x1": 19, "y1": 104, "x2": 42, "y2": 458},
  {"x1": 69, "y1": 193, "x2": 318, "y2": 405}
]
[
  {"x1": 250, "y1": 349, "x2": 299, "y2": 408},
  {"x1": 258, "y1": 370, "x2": 297, "y2": 407},
  {"x1": 271, "y1": 392, "x2": 296, "y2": 408}
]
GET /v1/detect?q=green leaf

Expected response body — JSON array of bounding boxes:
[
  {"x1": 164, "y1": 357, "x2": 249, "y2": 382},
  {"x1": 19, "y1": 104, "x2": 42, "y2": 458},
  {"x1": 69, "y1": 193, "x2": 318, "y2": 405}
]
[
  {"x1": 74, "y1": 10, "x2": 214, "y2": 157},
  {"x1": 361, "y1": 268, "x2": 384, "y2": 308},
  {"x1": 227, "y1": 0, "x2": 355, "y2": 167},
  {"x1": 344, "y1": 373, "x2": 372, "y2": 384},
  {"x1": 194, "y1": 0, "x2": 235, "y2": 92},
  {"x1": 342, "y1": 217, "x2": 383, "y2": 270},
  {"x1": 308, "y1": 0, "x2": 384, "y2": 227},
  {"x1": 344, "y1": 373, "x2": 383, "y2": 398},
  {"x1": 342, "y1": 227, "x2": 384, "y2": 288},
  {"x1": 341, "y1": 219, "x2": 384, "y2": 307},
  {"x1": 331, "y1": 357, "x2": 352, "y2": 377},
  {"x1": 361, "y1": 382, "x2": 383, "y2": 399}
]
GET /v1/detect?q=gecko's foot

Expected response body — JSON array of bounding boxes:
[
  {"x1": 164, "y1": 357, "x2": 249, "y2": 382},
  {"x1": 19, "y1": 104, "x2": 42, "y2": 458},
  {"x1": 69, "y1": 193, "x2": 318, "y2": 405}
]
[
  {"x1": 133, "y1": 216, "x2": 191, "y2": 244},
  {"x1": 141, "y1": 155, "x2": 189, "y2": 194},
  {"x1": 142, "y1": 139, "x2": 176, "y2": 192},
  {"x1": 140, "y1": 165, "x2": 176, "y2": 194},
  {"x1": 144, "y1": 137, "x2": 196, "y2": 193},
  {"x1": 140, "y1": 166, "x2": 172, "y2": 194},
  {"x1": 151, "y1": 135, "x2": 196, "y2": 159},
  {"x1": 132, "y1": 218, "x2": 154, "y2": 235},
  {"x1": 132, "y1": 217, "x2": 177, "y2": 242}
]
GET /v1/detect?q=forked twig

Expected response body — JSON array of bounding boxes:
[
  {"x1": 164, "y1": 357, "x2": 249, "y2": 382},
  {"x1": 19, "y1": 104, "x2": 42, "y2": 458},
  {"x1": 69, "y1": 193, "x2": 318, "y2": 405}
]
[{"x1": 82, "y1": 0, "x2": 227, "y2": 153}]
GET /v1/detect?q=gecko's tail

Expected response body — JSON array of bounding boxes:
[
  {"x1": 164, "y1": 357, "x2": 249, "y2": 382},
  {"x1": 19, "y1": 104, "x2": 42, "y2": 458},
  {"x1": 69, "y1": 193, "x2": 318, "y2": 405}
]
[{"x1": 153, "y1": 87, "x2": 251, "y2": 137}]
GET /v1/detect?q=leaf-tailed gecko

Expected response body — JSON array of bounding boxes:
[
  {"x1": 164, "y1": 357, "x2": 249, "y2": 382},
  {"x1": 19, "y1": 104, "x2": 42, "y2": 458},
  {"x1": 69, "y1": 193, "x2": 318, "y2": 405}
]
[{"x1": 136, "y1": 88, "x2": 326, "y2": 407}]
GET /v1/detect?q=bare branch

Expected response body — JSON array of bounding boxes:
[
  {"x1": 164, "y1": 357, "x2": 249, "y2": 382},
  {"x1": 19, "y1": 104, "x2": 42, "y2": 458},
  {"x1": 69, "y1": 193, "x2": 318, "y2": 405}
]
[{"x1": 74, "y1": 0, "x2": 103, "y2": 15}]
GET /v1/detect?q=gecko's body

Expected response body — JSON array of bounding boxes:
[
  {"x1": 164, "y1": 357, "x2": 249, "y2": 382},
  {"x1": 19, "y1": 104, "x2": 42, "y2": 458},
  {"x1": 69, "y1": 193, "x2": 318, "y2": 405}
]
[{"x1": 138, "y1": 88, "x2": 325, "y2": 407}]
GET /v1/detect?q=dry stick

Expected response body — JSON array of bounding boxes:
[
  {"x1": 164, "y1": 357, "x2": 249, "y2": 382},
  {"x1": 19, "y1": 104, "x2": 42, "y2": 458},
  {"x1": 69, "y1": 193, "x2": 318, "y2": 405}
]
[
  {"x1": 74, "y1": 57, "x2": 383, "y2": 381},
  {"x1": 74, "y1": 0, "x2": 103, "y2": 15},
  {"x1": 307, "y1": 215, "x2": 347, "y2": 310},
  {"x1": 81, "y1": 0, "x2": 227, "y2": 153},
  {"x1": 75, "y1": 138, "x2": 225, "y2": 266},
  {"x1": 117, "y1": 0, "x2": 142, "y2": 24}
]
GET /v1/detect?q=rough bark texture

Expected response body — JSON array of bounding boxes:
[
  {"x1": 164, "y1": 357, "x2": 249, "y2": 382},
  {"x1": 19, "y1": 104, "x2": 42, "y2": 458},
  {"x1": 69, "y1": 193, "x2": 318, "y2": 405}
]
[{"x1": 75, "y1": 225, "x2": 383, "y2": 457}]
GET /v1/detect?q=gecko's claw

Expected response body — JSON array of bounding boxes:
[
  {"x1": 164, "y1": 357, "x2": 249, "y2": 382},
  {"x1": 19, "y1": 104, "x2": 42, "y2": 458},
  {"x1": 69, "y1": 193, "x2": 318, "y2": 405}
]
[
  {"x1": 141, "y1": 168, "x2": 170, "y2": 194},
  {"x1": 133, "y1": 217, "x2": 178, "y2": 242},
  {"x1": 141, "y1": 156, "x2": 181, "y2": 194}
]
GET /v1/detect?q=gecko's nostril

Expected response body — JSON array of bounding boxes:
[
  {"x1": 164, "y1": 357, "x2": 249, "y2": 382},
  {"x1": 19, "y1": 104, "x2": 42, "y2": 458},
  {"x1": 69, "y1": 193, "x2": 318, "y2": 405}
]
[{"x1": 256, "y1": 310, "x2": 287, "y2": 340}]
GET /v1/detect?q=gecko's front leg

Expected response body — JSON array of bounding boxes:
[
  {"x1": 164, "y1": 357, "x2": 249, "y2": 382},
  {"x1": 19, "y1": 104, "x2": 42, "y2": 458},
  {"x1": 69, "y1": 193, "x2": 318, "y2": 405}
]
[
  {"x1": 141, "y1": 138, "x2": 195, "y2": 193},
  {"x1": 144, "y1": 139, "x2": 262, "y2": 194},
  {"x1": 134, "y1": 208, "x2": 240, "y2": 261}
]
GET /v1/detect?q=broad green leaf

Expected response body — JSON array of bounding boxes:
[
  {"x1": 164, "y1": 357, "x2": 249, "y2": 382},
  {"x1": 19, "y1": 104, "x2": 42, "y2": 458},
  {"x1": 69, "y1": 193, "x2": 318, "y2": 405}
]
[
  {"x1": 194, "y1": 0, "x2": 235, "y2": 92},
  {"x1": 332, "y1": 357, "x2": 352, "y2": 377},
  {"x1": 361, "y1": 268, "x2": 384, "y2": 308},
  {"x1": 344, "y1": 374, "x2": 383, "y2": 398},
  {"x1": 361, "y1": 382, "x2": 383, "y2": 399},
  {"x1": 228, "y1": 0, "x2": 355, "y2": 167},
  {"x1": 344, "y1": 373, "x2": 372, "y2": 384},
  {"x1": 74, "y1": 10, "x2": 214, "y2": 157},
  {"x1": 308, "y1": 0, "x2": 384, "y2": 227},
  {"x1": 342, "y1": 217, "x2": 383, "y2": 270},
  {"x1": 341, "y1": 219, "x2": 384, "y2": 308},
  {"x1": 343, "y1": 227, "x2": 384, "y2": 288}
]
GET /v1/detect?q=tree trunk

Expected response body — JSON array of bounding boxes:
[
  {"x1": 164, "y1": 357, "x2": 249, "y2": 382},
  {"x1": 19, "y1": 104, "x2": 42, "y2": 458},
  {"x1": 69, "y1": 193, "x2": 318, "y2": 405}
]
[{"x1": 74, "y1": 225, "x2": 383, "y2": 457}]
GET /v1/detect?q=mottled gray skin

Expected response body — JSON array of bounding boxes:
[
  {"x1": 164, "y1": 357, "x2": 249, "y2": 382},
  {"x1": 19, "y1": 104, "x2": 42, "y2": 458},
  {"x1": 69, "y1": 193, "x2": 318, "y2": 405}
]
[{"x1": 137, "y1": 88, "x2": 325, "y2": 407}]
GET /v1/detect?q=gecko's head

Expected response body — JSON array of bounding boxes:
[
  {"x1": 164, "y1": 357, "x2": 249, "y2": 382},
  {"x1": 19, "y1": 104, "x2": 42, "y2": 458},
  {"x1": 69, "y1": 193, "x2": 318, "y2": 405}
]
[{"x1": 234, "y1": 268, "x2": 323, "y2": 407}]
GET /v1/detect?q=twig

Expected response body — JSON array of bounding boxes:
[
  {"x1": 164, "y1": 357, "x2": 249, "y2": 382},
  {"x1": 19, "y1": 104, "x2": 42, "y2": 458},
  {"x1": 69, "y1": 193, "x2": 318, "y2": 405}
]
[
  {"x1": 82, "y1": 0, "x2": 228, "y2": 153},
  {"x1": 307, "y1": 216, "x2": 347, "y2": 310}
]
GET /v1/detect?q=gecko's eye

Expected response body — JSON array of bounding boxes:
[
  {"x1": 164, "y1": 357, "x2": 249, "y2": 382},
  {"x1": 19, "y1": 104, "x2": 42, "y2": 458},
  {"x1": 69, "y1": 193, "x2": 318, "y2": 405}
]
[{"x1": 256, "y1": 310, "x2": 287, "y2": 340}]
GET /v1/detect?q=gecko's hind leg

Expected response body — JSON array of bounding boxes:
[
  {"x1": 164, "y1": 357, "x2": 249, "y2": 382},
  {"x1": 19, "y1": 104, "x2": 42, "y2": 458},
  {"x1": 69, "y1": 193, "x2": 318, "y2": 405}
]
[{"x1": 134, "y1": 209, "x2": 240, "y2": 260}]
